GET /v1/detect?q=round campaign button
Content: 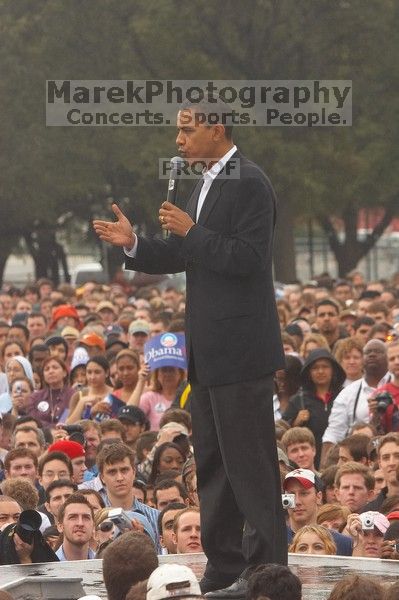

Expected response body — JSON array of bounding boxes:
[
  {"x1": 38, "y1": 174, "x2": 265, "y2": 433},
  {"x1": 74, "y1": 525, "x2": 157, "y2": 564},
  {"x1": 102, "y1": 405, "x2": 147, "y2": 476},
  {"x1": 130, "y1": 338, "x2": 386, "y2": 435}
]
[{"x1": 37, "y1": 401, "x2": 49, "y2": 413}]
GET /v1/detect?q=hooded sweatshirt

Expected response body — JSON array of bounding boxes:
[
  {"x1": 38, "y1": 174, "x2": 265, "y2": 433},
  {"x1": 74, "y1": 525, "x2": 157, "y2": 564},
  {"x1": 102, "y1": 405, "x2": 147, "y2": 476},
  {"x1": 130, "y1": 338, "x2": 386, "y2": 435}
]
[{"x1": 282, "y1": 348, "x2": 346, "y2": 467}]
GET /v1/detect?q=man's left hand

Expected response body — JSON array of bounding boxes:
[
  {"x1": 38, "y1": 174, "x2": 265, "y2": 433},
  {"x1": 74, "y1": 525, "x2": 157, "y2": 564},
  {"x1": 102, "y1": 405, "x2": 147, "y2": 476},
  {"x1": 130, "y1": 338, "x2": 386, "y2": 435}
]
[{"x1": 159, "y1": 202, "x2": 194, "y2": 237}]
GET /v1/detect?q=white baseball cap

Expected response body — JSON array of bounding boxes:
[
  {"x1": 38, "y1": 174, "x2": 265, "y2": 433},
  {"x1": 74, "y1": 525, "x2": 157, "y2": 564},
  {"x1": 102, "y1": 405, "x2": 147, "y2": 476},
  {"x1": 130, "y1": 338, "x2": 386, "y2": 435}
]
[{"x1": 147, "y1": 564, "x2": 201, "y2": 600}]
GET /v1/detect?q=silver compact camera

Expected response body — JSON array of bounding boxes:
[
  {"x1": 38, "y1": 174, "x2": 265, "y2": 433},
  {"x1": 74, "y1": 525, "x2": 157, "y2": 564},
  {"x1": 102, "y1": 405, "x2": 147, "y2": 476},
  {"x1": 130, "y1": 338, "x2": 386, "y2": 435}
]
[
  {"x1": 107, "y1": 508, "x2": 133, "y2": 532},
  {"x1": 360, "y1": 513, "x2": 375, "y2": 530},
  {"x1": 281, "y1": 493, "x2": 296, "y2": 509}
]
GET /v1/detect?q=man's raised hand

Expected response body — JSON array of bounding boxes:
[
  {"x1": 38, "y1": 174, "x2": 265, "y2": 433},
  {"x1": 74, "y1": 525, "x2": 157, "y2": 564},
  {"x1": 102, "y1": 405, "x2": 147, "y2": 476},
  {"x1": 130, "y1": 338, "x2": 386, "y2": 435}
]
[{"x1": 93, "y1": 203, "x2": 136, "y2": 249}]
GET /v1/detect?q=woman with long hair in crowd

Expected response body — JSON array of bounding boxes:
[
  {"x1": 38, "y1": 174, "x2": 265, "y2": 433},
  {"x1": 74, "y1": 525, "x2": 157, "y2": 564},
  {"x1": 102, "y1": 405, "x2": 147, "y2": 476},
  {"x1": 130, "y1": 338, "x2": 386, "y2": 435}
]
[
  {"x1": 289, "y1": 524, "x2": 337, "y2": 555},
  {"x1": 91, "y1": 349, "x2": 141, "y2": 419},
  {"x1": 28, "y1": 356, "x2": 74, "y2": 426},
  {"x1": 135, "y1": 366, "x2": 185, "y2": 430},
  {"x1": 67, "y1": 356, "x2": 112, "y2": 423},
  {"x1": 147, "y1": 441, "x2": 187, "y2": 486}
]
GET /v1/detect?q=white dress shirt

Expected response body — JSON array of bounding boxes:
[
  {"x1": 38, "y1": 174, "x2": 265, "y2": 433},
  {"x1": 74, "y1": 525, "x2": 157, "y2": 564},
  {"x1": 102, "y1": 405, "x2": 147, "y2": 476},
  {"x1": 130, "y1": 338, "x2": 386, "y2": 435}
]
[
  {"x1": 124, "y1": 145, "x2": 238, "y2": 259},
  {"x1": 194, "y1": 144, "x2": 237, "y2": 220},
  {"x1": 322, "y1": 372, "x2": 391, "y2": 444}
]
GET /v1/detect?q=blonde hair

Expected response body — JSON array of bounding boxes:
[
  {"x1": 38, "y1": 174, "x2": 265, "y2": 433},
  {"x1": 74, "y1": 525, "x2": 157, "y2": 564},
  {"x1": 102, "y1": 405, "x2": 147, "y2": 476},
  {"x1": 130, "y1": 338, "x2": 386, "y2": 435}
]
[
  {"x1": 282, "y1": 426, "x2": 316, "y2": 450},
  {"x1": 289, "y1": 525, "x2": 336, "y2": 555},
  {"x1": 300, "y1": 333, "x2": 329, "y2": 358},
  {"x1": 94, "y1": 507, "x2": 112, "y2": 529},
  {"x1": 333, "y1": 337, "x2": 364, "y2": 364}
]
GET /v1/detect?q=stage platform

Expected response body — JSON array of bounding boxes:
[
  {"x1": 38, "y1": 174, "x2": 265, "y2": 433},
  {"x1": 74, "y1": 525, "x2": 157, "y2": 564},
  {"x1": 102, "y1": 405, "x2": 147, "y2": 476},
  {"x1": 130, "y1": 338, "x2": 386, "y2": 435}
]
[{"x1": 0, "y1": 552, "x2": 398, "y2": 599}]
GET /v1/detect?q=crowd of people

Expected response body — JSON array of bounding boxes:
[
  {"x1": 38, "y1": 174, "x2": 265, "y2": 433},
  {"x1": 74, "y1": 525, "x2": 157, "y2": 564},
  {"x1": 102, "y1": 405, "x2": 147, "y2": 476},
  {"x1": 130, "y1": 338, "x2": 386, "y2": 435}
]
[{"x1": 0, "y1": 270, "x2": 399, "y2": 599}]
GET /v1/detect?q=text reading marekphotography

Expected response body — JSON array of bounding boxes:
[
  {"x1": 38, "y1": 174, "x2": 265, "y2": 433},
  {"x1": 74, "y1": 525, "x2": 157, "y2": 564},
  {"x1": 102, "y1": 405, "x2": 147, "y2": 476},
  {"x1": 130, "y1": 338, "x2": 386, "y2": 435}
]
[{"x1": 46, "y1": 80, "x2": 352, "y2": 127}]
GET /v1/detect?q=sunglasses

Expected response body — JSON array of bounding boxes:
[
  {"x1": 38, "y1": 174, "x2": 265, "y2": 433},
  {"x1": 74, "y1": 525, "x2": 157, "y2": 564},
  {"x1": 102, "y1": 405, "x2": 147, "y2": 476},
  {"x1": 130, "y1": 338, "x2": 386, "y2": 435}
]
[{"x1": 98, "y1": 520, "x2": 113, "y2": 532}]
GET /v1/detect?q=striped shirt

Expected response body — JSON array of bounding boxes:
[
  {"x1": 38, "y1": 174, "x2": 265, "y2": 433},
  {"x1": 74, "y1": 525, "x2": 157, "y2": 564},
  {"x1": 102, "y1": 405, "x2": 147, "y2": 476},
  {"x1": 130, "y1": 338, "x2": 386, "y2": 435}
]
[{"x1": 100, "y1": 490, "x2": 161, "y2": 553}]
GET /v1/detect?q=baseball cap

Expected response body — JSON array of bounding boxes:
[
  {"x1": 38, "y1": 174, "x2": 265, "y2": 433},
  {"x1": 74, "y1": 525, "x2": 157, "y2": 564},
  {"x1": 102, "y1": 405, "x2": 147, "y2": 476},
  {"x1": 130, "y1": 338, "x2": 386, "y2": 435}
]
[
  {"x1": 105, "y1": 324, "x2": 124, "y2": 337},
  {"x1": 361, "y1": 511, "x2": 390, "y2": 535},
  {"x1": 96, "y1": 300, "x2": 116, "y2": 314},
  {"x1": 61, "y1": 326, "x2": 80, "y2": 339},
  {"x1": 340, "y1": 309, "x2": 357, "y2": 319},
  {"x1": 159, "y1": 421, "x2": 189, "y2": 436},
  {"x1": 128, "y1": 319, "x2": 150, "y2": 335},
  {"x1": 285, "y1": 323, "x2": 303, "y2": 338},
  {"x1": 79, "y1": 332, "x2": 106, "y2": 351},
  {"x1": 70, "y1": 347, "x2": 90, "y2": 371},
  {"x1": 47, "y1": 439, "x2": 85, "y2": 459},
  {"x1": 147, "y1": 564, "x2": 201, "y2": 600},
  {"x1": 117, "y1": 405, "x2": 147, "y2": 425},
  {"x1": 283, "y1": 468, "x2": 322, "y2": 492}
]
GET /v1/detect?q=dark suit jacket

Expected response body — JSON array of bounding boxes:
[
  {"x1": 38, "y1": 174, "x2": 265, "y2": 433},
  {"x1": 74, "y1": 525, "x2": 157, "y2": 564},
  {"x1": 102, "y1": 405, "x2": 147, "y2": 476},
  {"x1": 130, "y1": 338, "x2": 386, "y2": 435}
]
[{"x1": 125, "y1": 150, "x2": 284, "y2": 386}]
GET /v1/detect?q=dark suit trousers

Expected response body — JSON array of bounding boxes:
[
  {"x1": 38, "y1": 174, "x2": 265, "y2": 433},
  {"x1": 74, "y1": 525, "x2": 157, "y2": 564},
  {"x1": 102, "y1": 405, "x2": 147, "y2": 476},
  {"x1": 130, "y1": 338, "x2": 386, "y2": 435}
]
[{"x1": 190, "y1": 375, "x2": 287, "y2": 582}]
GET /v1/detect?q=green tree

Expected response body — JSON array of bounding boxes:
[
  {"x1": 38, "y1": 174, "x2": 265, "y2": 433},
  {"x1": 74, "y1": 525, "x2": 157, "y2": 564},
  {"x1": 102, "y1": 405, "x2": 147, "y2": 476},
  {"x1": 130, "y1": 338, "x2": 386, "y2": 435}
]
[{"x1": 0, "y1": 0, "x2": 397, "y2": 285}]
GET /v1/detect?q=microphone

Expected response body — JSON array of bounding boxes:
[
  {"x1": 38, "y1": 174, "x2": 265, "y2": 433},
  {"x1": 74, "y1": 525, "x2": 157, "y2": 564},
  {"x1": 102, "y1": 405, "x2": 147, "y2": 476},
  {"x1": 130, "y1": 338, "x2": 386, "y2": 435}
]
[
  {"x1": 163, "y1": 156, "x2": 185, "y2": 239},
  {"x1": 166, "y1": 156, "x2": 185, "y2": 205}
]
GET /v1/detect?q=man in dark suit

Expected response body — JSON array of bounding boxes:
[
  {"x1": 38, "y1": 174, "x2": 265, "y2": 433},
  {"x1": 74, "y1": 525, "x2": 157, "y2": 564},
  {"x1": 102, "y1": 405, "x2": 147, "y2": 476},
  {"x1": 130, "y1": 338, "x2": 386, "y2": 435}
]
[{"x1": 94, "y1": 99, "x2": 287, "y2": 598}]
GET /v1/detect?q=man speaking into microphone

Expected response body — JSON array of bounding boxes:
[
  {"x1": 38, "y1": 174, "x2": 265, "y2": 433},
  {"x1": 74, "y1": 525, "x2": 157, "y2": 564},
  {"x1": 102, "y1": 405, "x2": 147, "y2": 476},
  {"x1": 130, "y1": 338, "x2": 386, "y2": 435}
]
[{"x1": 93, "y1": 98, "x2": 286, "y2": 598}]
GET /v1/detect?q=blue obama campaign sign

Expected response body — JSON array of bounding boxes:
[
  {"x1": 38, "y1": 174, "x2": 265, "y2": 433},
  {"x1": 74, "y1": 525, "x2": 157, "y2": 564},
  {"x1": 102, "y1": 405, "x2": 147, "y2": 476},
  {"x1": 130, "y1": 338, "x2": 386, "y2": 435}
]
[{"x1": 144, "y1": 333, "x2": 187, "y2": 371}]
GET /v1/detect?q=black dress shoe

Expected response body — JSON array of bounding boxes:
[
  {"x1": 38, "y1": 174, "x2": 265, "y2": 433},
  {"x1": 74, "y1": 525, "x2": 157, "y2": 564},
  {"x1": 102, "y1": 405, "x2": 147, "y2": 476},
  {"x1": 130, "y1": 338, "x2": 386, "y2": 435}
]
[
  {"x1": 204, "y1": 577, "x2": 248, "y2": 599},
  {"x1": 200, "y1": 576, "x2": 237, "y2": 595}
]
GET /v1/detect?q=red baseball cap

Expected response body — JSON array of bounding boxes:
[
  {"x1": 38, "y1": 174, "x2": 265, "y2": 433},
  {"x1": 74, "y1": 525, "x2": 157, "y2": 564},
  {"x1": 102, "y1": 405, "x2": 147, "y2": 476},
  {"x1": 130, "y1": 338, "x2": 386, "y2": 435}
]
[
  {"x1": 284, "y1": 468, "x2": 319, "y2": 491},
  {"x1": 48, "y1": 439, "x2": 85, "y2": 459},
  {"x1": 79, "y1": 332, "x2": 106, "y2": 351}
]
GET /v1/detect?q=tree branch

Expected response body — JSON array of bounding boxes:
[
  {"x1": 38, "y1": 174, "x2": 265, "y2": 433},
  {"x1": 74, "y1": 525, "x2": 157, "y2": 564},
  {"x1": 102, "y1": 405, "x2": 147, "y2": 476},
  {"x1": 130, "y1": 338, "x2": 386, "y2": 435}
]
[
  {"x1": 360, "y1": 196, "x2": 399, "y2": 254},
  {"x1": 317, "y1": 213, "x2": 342, "y2": 256}
]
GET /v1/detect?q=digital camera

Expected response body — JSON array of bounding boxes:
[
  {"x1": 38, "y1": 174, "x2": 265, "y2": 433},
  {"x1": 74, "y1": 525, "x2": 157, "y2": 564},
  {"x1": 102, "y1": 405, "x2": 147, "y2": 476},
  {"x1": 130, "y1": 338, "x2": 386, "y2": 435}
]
[
  {"x1": 108, "y1": 508, "x2": 133, "y2": 532},
  {"x1": 360, "y1": 513, "x2": 374, "y2": 530},
  {"x1": 14, "y1": 510, "x2": 42, "y2": 544},
  {"x1": 281, "y1": 493, "x2": 296, "y2": 509},
  {"x1": 375, "y1": 391, "x2": 393, "y2": 414}
]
